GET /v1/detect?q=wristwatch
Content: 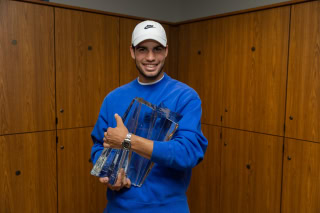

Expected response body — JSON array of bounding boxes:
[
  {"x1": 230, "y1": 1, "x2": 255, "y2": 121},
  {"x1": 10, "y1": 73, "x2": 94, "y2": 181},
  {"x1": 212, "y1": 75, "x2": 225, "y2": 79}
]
[{"x1": 122, "y1": 133, "x2": 132, "y2": 150}]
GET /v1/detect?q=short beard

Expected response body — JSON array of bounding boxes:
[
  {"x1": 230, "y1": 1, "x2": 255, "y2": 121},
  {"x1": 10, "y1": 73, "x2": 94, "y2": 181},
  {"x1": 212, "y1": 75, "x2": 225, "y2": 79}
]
[{"x1": 135, "y1": 60, "x2": 165, "y2": 82}]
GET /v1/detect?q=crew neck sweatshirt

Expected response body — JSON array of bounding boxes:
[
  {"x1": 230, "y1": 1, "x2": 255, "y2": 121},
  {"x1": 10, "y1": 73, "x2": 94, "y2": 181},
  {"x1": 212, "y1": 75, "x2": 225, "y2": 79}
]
[{"x1": 91, "y1": 73, "x2": 208, "y2": 213}]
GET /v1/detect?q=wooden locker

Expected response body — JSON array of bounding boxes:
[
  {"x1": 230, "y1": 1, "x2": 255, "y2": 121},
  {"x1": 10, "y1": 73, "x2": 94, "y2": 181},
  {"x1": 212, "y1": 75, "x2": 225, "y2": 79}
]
[
  {"x1": 119, "y1": 18, "x2": 178, "y2": 85},
  {"x1": 0, "y1": 1, "x2": 55, "y2": 135},
  {"x1": 55, "y1": 8, "x2": 119, "y2": 129},
  {"x1": 282, "y1": 138, "x2": 320, "y2": 213},
  {"x1": 119, "y1": 18, "x2": 141, "y2": 85},
  {"x1": 187, "y1": 124, "x2": 221, "y2": 213},
  {"x1": 0, "y1": 131, "x2": 57, "y2": 213},
  {"x1": 285, "y1": 1, "x2": 320, "y2": 142},
  {"x1": 222, "y1": 7, "x2": 290, "y2": 136},
  {"x1": 220, "y1": 128, "x2": 283, "y2": 213},
  {"x1": 178, "y1": 19, "x2": 224, "y2": 126},
  {"x1": 57, "y1": 127, "x2": 107, "y2": 213},
  {"x1": 166, "y1": 25, "x2": 179, "y2": 80}
]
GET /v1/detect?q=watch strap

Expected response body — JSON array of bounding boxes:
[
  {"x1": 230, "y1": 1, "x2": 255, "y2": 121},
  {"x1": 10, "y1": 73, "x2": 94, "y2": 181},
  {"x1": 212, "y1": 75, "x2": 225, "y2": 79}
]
[{"x1": 122, "y1": 133, "x2": 132, "y2": 150}]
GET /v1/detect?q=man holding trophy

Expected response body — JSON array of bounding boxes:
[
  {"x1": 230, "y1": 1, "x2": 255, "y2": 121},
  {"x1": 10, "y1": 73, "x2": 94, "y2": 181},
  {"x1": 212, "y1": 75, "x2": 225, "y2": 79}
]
[{"x1": 91, "y1": 20, "x2": 208, "y2": 213}]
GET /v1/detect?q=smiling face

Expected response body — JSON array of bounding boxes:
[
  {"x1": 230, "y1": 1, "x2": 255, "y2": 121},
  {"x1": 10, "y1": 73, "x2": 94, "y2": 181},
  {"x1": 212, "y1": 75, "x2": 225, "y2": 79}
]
[{"x1": 130, "y1": 40, "x2": 168, "y2": 83}]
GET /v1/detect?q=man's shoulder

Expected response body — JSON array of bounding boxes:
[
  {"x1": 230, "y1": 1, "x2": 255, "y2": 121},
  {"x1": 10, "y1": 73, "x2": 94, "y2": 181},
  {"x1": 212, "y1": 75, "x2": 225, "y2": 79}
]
[
  {"x1": 99, "y1": 79, "x2": 137, "y2": 112},
  {"x1": 106, "y1": 79, "x2": 137, "y2": 99},
  {"x1": 167, "y1": 77, "x2": 200, "y2": 100}
]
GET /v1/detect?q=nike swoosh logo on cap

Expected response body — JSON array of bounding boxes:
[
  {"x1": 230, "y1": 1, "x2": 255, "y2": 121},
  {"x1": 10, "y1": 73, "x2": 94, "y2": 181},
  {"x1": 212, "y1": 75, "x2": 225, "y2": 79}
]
[{"x1": 144, "y1": 25, "x2": 155, "y2": 29}]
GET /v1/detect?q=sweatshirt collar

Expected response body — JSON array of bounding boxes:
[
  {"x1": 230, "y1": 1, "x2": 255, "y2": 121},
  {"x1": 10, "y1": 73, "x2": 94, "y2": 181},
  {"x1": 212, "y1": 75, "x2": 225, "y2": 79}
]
[{"x1": 137, "y1": 74, "x2": 165, "y2": 86}]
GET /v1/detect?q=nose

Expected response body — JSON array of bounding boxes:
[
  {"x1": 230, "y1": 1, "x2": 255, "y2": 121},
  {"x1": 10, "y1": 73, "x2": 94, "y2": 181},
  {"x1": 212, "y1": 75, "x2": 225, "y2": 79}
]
[{"x1": 146, "y1": 51, "x2": 155, "y2": 61}]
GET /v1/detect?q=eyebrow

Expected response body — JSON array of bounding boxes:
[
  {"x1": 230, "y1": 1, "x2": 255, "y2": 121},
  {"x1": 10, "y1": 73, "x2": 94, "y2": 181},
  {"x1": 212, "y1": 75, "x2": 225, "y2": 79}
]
[{"x1": 135, "y1": 45, "x2": 146, "y2": 49}]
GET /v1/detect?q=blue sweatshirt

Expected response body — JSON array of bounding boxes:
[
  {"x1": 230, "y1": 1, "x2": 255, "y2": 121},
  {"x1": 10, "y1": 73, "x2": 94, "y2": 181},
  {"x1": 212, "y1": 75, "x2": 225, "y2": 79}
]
[{"x1": 91, "y1": 73, "x2": 208, "y2": 213}]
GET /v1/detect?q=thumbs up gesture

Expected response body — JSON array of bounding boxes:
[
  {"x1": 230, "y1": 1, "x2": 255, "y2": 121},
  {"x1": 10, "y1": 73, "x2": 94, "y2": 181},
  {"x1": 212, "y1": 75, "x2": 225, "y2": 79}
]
[{"x1": 103, "y1": 113, "x2": 128, "y2": 149}]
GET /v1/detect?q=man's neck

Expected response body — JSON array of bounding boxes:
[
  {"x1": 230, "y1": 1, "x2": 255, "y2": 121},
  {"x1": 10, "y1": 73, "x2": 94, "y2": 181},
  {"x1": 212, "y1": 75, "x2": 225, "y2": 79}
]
[{"x1": 138, "y1": 74, "x2": 165, "y2": 85}]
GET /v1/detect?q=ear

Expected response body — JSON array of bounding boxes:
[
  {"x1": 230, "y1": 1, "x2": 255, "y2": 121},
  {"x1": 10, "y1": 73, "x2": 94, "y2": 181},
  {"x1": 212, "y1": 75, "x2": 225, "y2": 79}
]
[{"x1": 130, "y1": 46, "x2": 136, "y2": 60}]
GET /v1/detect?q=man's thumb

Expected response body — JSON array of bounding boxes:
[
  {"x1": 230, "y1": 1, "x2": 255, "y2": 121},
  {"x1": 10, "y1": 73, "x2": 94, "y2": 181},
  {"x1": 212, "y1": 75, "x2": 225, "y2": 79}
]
[{"x1": 114, "y1": 113, "x2": 124, "y2": 127}]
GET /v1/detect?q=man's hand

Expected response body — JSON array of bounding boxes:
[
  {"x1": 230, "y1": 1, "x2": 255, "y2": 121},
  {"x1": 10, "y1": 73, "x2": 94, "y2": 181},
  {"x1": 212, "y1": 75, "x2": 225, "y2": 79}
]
[
  {"x1": 104, "y1": 113, "x2": 154, "y2": 160},
  {"x1": 103, "y1": 113, "x2": 128, "y2": 149},
  {"x1": 99, "y1": 168, "x2": 131, "y2": 191}
]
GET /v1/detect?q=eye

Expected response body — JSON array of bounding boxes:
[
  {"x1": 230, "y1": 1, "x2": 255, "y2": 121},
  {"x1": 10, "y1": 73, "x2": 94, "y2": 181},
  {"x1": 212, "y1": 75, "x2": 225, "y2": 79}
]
[
  {"x1": 154, "y1": 46, "x2": 164, "y2": 52},
  {"x1": 136, "y1": 47, "x2": 147, "y2": 53}
]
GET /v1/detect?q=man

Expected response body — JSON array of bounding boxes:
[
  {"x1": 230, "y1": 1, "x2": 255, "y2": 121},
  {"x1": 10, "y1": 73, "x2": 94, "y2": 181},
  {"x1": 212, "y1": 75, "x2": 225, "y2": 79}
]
[{"x1": 91, "y1": 20, "x2": 208, "y2": 213}]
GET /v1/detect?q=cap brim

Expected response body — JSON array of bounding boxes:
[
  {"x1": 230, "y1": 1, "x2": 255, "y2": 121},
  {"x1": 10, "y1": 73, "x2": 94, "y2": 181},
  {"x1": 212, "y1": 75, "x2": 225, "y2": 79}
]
[{"x1": 133, "y1": 34, "x2": 167, "y2": 47}]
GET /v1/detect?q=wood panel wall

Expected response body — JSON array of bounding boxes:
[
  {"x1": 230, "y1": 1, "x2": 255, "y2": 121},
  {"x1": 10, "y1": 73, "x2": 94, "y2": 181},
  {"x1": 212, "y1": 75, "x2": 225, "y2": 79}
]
[
  {"x1": 55, "y1": 8, "x2": 119, "y2": 129},
  {"x1": 178, "y1": 19, "x2": 224, "y2": 126},
  {"x1": 220, "y1": 129, "x2": 283, "y2": 213},
  {"x1": 179, "y1": 1, "x2": 320, "y2": 213},
  {"x1": 0, "y1": 0, "x2": 55, "y2": 135},
  {"x1": 282, "y1": 139, "x2": 320, "y2": 213},
  {"x1": 285, "y1": 1, "x2": 320, "y2": 142},
  {"x1": 0, "y1": 1, "x2": 57, "y2": 212},
  {"x1": 57, "y1": 127, "x2": 107, "y2": 213},
  {"x1": 1, "y1": 0, "x2": 319, "y2": 212},
  {"x1": 0, "y1": 0, "x2": 179, "y2": 212},
  {"x1": 222, "y1": 7, "x2": 289, "y2": 136},
  {"x1": 187, "y1": 124, "x2": 221, "y2": 212},
  {"x1": 0, "y1": 131, "x2": 57, "y2": 213}
]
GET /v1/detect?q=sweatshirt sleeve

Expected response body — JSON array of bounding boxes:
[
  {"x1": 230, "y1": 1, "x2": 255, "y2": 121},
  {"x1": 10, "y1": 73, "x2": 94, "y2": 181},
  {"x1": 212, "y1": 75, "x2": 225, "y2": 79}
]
[{"x1": 150, "y1": 98, "x2": 208, "y2": 170}]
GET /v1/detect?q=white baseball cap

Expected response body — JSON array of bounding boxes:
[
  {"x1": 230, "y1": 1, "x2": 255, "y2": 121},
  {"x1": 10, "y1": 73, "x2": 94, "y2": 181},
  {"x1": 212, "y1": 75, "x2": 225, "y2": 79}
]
[{"x1": 132, "y1": 20, "x2": 167, "y2": 47}]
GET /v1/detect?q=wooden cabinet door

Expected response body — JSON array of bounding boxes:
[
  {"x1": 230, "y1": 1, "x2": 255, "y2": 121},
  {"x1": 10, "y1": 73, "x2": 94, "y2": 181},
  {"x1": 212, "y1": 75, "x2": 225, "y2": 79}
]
[
  {"x1": 285, "y1": 1, "x2": 320, "y2": 142},
  {"x1": 119, "y1": 18, "x2": 178, "y2": 85},
  {"x1": 222, "y1": 7, "x2": 290, "y2": 136},
  {"x1": 55, "y1": 9, "x2": 119, "y2": 129},
  {"x1": 178, "y1": 20, "x2": 224, "y2": 126},
  {"x1": 282, "y1": 138, "x2": 320, "y2": 213},
  {"x1": 57, "y1": 127, "x2": 107, "y2": 213},
  {"x1": 0, "y1": 131, "x2": 57, "y2": 213},
  {"x1": 187, "y1": 125, "x2": 221, "y2": 213},
  {"x1": 220, "y1": 128, "x2": 283, "y2": 213},
  {"x1": 166, "y1": 25, "x2": 179, "y2": 80},
  {"x1": 119, "y1": 18, "x2": 141, "y2": 85},
  {"x1": 0, "y1": 1, "x2": 55, "y2": 135}
]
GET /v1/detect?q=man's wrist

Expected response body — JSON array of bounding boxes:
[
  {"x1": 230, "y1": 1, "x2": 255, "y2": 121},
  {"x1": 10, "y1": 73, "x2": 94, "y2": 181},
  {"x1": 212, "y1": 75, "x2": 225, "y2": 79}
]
[{"x1": 122, "y1": 133, "x2": 132, "y2": 150}]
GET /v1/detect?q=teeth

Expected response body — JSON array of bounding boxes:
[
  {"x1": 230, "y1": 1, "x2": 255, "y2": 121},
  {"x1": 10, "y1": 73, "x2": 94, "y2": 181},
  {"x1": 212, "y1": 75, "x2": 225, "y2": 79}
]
[{"x1": 144, "y1": 64, "x2": 157, "y2": 71}]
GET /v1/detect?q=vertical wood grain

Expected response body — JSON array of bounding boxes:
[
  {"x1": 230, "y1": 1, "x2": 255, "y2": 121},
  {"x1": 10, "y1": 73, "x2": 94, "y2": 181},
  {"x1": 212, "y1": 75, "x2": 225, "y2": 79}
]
[
  {"x1": 119, "y1": 18, "x2": 141, "y2": 85},
  {"x1": 178, "y1": 19, "x2": 224, "y2": 126},
  {"x1": 166, "y1": 25, "x2": 179, "y2": 80},
  {"x1": 57, "y1": 127, "x2": 107, "y2": 213},
  {"x1": 0, "y1": 1, "x2": 55, "y2": 135},
  {"x1": 55, "y1": 8, "x2": 119, "y2": 129},
  {"x1": 222, "y1": 7, "x2": 290, "y2": 136},
  {"x1": 282, "y1": 138, "x2": 320, "y2": 213},
  {"x1": 220, "y1": 128, "x2": 283, "y2": 213},
  {"x1": 285, "y1": 1, "x2": 320, "y2": 142},
  {"x1": 0, "y1": 131, "x2": 57, "y2": 213},
  {"x1": 187, "y1": 124, "x2": 221, "y2": 213}
]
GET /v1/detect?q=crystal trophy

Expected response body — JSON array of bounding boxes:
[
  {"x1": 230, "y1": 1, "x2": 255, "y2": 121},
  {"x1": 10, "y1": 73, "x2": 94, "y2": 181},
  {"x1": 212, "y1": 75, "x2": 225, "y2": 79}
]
[{"x1": 91, "y1": 97, "x2": 181, "y2": 187}]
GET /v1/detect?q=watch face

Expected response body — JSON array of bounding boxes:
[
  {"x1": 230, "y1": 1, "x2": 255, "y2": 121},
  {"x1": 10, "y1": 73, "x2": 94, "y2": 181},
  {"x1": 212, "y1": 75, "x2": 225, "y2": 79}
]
[{"x1": 123, "y1": 140, "x2": 131, "y2": 149}]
